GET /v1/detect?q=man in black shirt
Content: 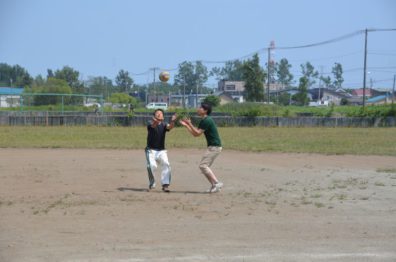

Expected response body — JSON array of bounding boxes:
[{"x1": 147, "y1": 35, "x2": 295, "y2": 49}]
[{"x1": 145, "y1": 109, "x2": 177, "y2": 192}]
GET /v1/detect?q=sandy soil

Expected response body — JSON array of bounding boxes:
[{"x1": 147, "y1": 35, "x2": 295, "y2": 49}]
[{"x1": 0, "y1": 148, "x2": 396, "y2": 262}]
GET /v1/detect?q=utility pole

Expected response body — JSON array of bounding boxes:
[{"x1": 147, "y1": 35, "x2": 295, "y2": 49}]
[
  {"x1": 392, "y1": 74, "x2": 395, "y2": 106},
  {"x1": 267, "y1": 47, "x2": 271, "y2": 104},
  {"x1": 150, "y1": 67, "x2": 160, "y2": 102},
  {"x1": 362, "y1": 28, "x2": 368, "y2": 108},
  {"x1": 183, "y1": 76, "x2": 186, "y2": 109},
  {"x1": 318, "y1": 66, "x2": 323, "y2": 105}
]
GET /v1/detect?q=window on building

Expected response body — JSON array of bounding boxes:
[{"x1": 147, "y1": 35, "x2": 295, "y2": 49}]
[{"x1": 226, "y1": 85, "x2": 235, "y2": 91}]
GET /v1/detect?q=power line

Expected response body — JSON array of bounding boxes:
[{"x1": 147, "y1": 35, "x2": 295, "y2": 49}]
[
  {"x1": 284, "y1": 50, "x2": 363, "y2": 64},
  {"x1": 276, "y1": 30, "x2": 364, "y2": 50},
  {"x1": 368, "y1": 52, "x2": 396, "y2": 56},
  {"x1": 128, "y1": 28, "x2": 396, "y2": 79}
]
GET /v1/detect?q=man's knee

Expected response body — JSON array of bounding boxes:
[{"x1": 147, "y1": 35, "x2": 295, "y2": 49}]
[
  {"x1": 149, "y1": 163, "x2": 158, "y2": 170},
  {"x1": 199, "y1": 163, "x2": 209, "y2": 172}
]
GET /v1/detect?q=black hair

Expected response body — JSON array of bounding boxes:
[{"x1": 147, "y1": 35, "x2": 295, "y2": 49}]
[
  {"x1": 153, "y1": 109, "x2": 164, "y2": 116},
  {"x1": 200, "y1": 103, "x2": 212, "y2": 115}
]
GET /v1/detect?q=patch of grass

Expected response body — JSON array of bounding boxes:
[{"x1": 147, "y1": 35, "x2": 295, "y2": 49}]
[
  {"x1": 300, "y1": 197, "x2": 313, "y2": 205},
  {"x1": 376, "y1": 168, "x2": 396, "y2": 173},
  {"x1": 329, "y1": 194, "x2": 348, "y2": 201},
  {"x1": 374, "y1": 181, "x2": 385, "y2": 186},
  {"x1": 314, "y1": 202, "x2": 325, "y2": 208},
  {"x1": 0, "y1": 126, "x2": 396, "y2": 155},
  {"x1": 310, "y1": 193, "x2": 322, "y2": 199},
  {"x1": 337, "y1": 194, "x2": 348, "y2": 201}
]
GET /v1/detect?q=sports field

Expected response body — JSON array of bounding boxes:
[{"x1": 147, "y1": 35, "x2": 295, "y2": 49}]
[{"x1": 1, "y1": 127, "x2": 396, "y2": 261}]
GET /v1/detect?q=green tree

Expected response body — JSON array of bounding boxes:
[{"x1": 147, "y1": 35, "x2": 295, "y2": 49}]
[
  {"x1": 29, "y1": 78, "x2": 72, "y2": 105},
  {"x1": 53, "y1": 66, "x2": 84, "y2": 104},
  {"x1": 174, "y1": 61, "x2": 208, "y2": 94},
  {"x1": 340, "y1": 97, "x2": 349, "y2": 105},
  {"x1": 115, "y1": 70, "x2": 134, "y2": 92},
  {"x1": 195, "y1": 61, "x2": 208, "y2": 91},
  {"x1": 320, "y1": 75, "x2": 332, "y2": 88},
  {"x1": 108, "y1": 92, "x2": 137, "y2": 105},
  {"x1": 275, "y1": 58, "x2": 294, "y2": 88},
  {"x1": 87, "y1": 76, "x2": 114, "y2": 99},
  {"x1": 47, "y1": 69, "x2": 54, "y2": 78},
  {"x1": 293, "y1": 77, "x2": 309, "y2": 106},
  {"x1": 332, "y1": 62, "x2": 344, "y2": 89},
  {"x1": 54, "y1": 66, "x2": 80, "y2": 89},
  {"x1": 203, "y1": 95, "x2": 220, "y2": 107},
  {"x1": 0, "y1": 63, "x2": 32, "y2": 87},
  {"x1": 210, "y1": 60, "x2": 244, "y2": 81},
  {"x1": 174, "y1": 61, "x2": 195, "y2": 93},
  {"x1": 276, "y1": 92, "x2": 292, "y2": 106},
  {"x1": 33, "y1": 75, "x2": 45, "y2": 87},
  {"x1": 300, "y1": 62, "x2": 319, "y2": 88},
  {"x1": 242, "y1": 54, "x2": 266, "y2": 102}
]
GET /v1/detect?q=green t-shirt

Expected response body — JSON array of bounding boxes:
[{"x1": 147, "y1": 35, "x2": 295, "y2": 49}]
[{"x1": 198, "y1": 116, "x2": 222, "y2": 147}]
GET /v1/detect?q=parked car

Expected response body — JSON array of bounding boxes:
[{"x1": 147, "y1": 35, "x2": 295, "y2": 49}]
[
  {"x1": 84, "y1": 102, "x2": 101, "y2": 108},
  {"x1": 309, "y1": 101, "x2": 329, "y2": 107},
  {"x1": 146, "y1": 102, "x2": 168, "y2": 110}
]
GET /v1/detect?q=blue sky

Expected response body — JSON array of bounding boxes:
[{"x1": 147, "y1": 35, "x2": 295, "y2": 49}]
[{"x1": 0, "y1": 0, "x2": 395, "y2": 89}]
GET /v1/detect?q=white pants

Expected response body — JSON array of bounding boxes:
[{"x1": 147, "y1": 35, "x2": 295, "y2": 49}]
[{"x1": 145, "y1": 149, "x2": 172, "y2": 186}]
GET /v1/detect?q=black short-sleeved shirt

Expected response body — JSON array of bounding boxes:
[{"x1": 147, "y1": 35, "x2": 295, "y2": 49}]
[{"x1": 146, "y1": 121, "x2": 169, "y2": 150}]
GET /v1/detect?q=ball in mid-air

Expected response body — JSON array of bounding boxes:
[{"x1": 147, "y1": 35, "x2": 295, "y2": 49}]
[{"x1": 159, "y1": 71, "x2": 170, "y2": 82}]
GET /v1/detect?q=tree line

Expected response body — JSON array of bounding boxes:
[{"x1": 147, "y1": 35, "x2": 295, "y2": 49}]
[{"x1": 0, "y1": 56, "x2": 344, "y2": 106}]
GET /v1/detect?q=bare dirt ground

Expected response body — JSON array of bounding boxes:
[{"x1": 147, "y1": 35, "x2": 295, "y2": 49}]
[{"x1": 1, "y1": 148, "x2": 396, "y2": 262}]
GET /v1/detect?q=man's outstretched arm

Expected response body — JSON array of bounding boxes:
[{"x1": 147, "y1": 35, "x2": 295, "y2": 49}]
[
  {"x1": 166, "y1": 114, "x2": 177, "y2": 130},
  {"x1": 179, "y1": 119, "x2": 203, "y2": 137}
]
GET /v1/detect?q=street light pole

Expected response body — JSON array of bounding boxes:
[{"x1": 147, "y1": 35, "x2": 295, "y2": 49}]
[{"x1": 362, "y1": 28, "x2": 368, "y2": 108}]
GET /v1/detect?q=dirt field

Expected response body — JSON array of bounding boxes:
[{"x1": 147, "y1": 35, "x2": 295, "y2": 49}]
[{"x1": 1, "y1": 148, "x2": 396, "y2": 262}]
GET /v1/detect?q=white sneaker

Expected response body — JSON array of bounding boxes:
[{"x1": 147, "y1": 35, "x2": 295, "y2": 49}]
[
  {"x1": 149, "y1": 182, "x2": 156, "y2": 189},
  {"x1": 208, "y1": 182, "x2": 223, "y2": 193}
]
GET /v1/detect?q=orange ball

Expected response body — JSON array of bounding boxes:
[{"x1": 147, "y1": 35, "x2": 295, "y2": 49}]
[{"x1": 159, "y1": 71, "x2": 170, "y2": 82}]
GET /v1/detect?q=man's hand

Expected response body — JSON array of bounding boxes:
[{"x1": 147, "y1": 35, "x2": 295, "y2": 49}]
[
  {"x1": 171, "y1": 114, "x2": 177, "y2": 122},
  {"x1": 152, "y1": 116, "x2": 161, "y2": 123},
  {"x1": 179, "y1": 118, "x2": 202, "y2": 137},
  {"x1": 182, "y1": 117, "x2": 192, "y2": 125},
  {"x1": 167, "y1": 114, "x2": 177, "y2": 130},
  {"x1": 179, "y1": 119, "x2": 188, "y2": 126}
]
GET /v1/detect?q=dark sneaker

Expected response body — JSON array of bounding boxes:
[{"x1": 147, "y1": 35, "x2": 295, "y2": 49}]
[{"x1": 162, "y1": 184, "x2": 170, "y2": 192}]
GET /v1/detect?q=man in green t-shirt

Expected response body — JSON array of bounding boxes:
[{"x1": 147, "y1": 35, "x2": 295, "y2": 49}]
[{"x1": 179, "y1": 103, "x2": 223, "y2": 193}]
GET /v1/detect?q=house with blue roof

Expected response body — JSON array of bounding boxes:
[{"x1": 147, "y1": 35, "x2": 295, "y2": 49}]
[
  {"x1": 366, "y1": 93, "x2": 393, "y2": 105},
  {"x1": 0, "y1": 87, "x2": 24, "y2": 108}
]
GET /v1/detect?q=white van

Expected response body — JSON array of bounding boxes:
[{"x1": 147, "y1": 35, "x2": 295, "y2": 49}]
[{"x1": 146, "y1": 102, "x2": 168, "y2": 110}]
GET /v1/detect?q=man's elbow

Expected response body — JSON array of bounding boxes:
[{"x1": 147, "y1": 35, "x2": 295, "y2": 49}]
[{"x1": 193, "y1": 132, "x2": 202, "y2": 137}]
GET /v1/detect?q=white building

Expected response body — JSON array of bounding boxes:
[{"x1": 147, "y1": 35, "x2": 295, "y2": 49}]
[{"x1": 0, "y1": 87, "x2": 24, "y2": 108}]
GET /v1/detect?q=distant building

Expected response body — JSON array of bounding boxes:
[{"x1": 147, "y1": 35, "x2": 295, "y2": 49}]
[
  {"x1": 266, "y1": 83, "x2": 287, "y2": 92},
  {"x1": 0, "y1": 87, "x2": 24, "y2": 108},
  {"x1": 351, "y1": 88, "x2": 376, "y2": 97},
  {"x1": 218, "y1": 80, "x2": 245, "y2": 92},
  {"x1": 217, "y1": 80, "x2": 246, "y2": 103},
  {"x1": 147, "y1": 94, "x2": 170, "y2": 104},
  {"x1": 308, "y1": 88, "x2": 350, "y2": 105},
  {"x1": 367, "y1": 93, "x2": 393, "y2": 105},
  {"x1": 213, "y1": 91, "x2": 243, "y2": 104},
  {"x1": 169, "y1": 94, "x2": 208, "y2": 108}
]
